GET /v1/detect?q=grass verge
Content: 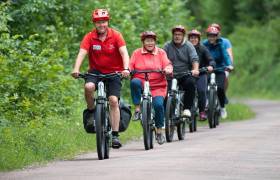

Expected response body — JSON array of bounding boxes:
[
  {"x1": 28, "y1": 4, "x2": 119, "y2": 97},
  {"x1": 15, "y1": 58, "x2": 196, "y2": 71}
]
[{"x1": 198, "y1": 102, "x2": 255, "y2": 126}]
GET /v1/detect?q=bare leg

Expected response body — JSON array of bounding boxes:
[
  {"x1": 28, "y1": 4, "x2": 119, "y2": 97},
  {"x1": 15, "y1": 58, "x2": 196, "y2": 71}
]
[
  {"x1": 225, "y1": 77, "x2": 229, "y2": 92},
  {"x1": 135, "y1": 105, "x2": 140, "y2": 112},
  {"x1": 109, "y1": 96, "x2": 120, "y2": 131},
  {"x1": 84, "y1": 82, "x2": 95, "y2": 110}
]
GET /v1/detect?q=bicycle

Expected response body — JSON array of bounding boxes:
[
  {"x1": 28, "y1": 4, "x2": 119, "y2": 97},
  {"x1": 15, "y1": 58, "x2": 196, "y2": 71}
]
[
  {"x1": 207, "y1": 71, "x2": 220, "y2": 128},
  {"x1": 79, "y1": 72, "x2": 121, "y2": 160},
  {"x1": 165, "y1": 76, "x2": 186, "y2": 141},
  {"x1": 207, "y1": 66, "x2": 234, "y2": 128},
  {"x1": 130, "y1": 70, "x2": 163, "y2": 150},
  {"x1": 165, "y1": 70, "x2": 204, "y2": 142}
]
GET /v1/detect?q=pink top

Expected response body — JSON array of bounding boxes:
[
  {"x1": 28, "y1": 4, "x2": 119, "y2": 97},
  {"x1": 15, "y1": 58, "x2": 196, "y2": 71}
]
[{"x1": 130, "y1": 47, "x2": 173, "y2": 97}]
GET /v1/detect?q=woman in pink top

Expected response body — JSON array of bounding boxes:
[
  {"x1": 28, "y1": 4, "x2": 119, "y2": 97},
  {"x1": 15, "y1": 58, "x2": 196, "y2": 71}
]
[{"x1": 130, "y1": 31, "x2": 173, "y2": 144}]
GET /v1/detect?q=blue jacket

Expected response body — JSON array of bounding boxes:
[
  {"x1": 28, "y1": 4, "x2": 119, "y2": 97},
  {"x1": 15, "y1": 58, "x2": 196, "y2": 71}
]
[{"x1": 203, "y1": 38, "x2": 231, "y2": 72}]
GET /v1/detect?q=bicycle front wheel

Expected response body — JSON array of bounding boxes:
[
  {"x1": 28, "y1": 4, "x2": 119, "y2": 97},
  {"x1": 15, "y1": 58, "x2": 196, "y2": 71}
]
[
  {"x1": 165, "y1": 96, "x2": 176, "y2": 142},
  {"x1": 96, "y1": 103, "x2": 107, "y2": 160},
  {"x1": 208, "y1": 88, "x2": 216, "y2": 129},
  {"x1": 141, "y1": 99, "x2": 152, "y2": 150}
]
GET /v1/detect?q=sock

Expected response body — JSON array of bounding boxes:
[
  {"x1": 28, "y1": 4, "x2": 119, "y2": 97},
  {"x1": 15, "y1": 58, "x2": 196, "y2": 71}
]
[
  {"x1": 112, "y1": 131, "x2": 119, "y2": 137},
  {"x1": 88, "y1": 109, "x2": 95, "y2": 113}
]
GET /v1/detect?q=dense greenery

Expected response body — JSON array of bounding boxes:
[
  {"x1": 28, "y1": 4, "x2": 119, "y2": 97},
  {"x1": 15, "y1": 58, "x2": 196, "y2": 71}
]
[
  {"x1": 187, "y1": 0, "x2": 280, "y2": 97},
  {"x1": 0, "y1": 0, "x2": 190, "y2": 170}
]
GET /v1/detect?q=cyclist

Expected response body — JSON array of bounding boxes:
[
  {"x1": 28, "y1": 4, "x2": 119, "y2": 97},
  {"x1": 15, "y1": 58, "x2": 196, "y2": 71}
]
[
  {"x1": 71, "y1": 9, "x2": 130, "y2": 148},
  {"x1": 163, "y1": 25, "x2": 199, "y2": 118},
  {"x1": 130, "y1": 31, "x2": 173, "y2": 145},
  {"x1": 188, "y1": 29, "x2": 215, "y2": 121},
  {"x1": 205, "y1": 23, "x2": 234, "y2": 103},
  {"x1": 203, "y1": 26, "x2": 233, "y2": 119}
]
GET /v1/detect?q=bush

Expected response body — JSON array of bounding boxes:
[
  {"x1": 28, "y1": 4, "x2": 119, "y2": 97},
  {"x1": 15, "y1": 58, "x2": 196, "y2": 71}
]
[{"x1": 228, "y1": 18, "x2": 280, "y2": 98}]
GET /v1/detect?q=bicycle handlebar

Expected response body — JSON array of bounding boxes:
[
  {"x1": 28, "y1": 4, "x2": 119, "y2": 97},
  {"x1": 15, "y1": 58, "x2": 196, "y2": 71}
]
[
  {"x1": 78, "y1": 72, "x2": 122, "y2": 79},
  {"x1": 130, "y1": 70, "x2": 163, "y2": 75}
]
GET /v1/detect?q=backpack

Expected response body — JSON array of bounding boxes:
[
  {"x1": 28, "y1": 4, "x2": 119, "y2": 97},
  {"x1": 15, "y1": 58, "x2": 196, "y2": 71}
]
[
  {"x1": 83, "y1": 109, "x2": 96, "y2": 133},
  {"x1": 119, "y1": 101, "x2": 132, "y2": 132}
]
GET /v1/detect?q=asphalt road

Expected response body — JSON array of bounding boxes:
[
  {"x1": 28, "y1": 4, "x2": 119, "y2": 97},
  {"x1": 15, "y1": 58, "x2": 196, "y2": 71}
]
[{"x1": 1, "y1": 100, "x2": 280, "y2": 180}]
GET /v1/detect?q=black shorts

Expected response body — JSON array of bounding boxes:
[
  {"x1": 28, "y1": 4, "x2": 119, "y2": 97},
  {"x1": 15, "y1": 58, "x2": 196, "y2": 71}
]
[{"x1": 85, "y1": 70, "x2": 122, "y2": 98}]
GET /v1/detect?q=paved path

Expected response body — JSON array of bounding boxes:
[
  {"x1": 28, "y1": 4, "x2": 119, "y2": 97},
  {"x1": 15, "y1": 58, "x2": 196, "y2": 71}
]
[{"x1": 1, "y1": 100, "x2": 280, "y2": 180}]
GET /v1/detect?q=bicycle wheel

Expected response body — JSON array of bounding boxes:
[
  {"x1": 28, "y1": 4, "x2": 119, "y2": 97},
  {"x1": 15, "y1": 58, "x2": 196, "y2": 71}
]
[
  {"x1": 141, "y1": 99, "x2": 152, "y2": 150},
  {"x1": 96, "y1": 103, "x2": 107, "y2": 160},
  {"x1": 208, "y1": 88, "x2": 216, "y2": 129},
  {"x1": 177, "y1": 119, "x2": 186, "y2": 140},
  {"x1": 165, "y1": 96, "x2": 176, "y2": 142},
  {"x1": 214, "y1": 101, "x2": 220, "y2": 127},
  {"x1": 104, "y1": 110, "x2": 110, "y2": 159}
]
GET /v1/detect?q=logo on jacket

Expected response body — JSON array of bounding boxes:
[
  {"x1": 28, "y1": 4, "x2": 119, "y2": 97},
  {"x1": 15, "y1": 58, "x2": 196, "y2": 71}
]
[
  {"x1": 108, "y1": 44, "x2": 115, "y2": 50},
  {"x1": 92, "y1": 45, "x2": 101, "y2": 50}
]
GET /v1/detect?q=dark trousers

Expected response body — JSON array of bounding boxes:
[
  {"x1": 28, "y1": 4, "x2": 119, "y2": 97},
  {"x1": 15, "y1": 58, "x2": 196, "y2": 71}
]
[
  {"x1": 168, "y1": 76, "x2": 196, "y2": 110},
  {"x1": 197, "y1": 74, "x2": 207, "y2": 112},
  {"x1": 215, "y1": 72, "x2": 226, "y2": 108}
]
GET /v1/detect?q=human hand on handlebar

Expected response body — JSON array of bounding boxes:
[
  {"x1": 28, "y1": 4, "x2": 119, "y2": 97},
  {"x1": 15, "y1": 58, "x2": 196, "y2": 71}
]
[
  {"x1": 164, "y1": 66, "x2": 173, "y2": 75},
  {"x1": 207, "y1": 66, "x2": 214, "y2": 72},
  {"x1": 121, "y1": 69, "x2": 130, "y2": 78},
  {"x1": 226, "y1": 65, "x2": 234, "y2": 72},
  {"x1": 191, "y1": 69, "x2": 199, "y2": 77},
  {"x1": 71, "y1": 69, "x2": 80, "y2": 79}
]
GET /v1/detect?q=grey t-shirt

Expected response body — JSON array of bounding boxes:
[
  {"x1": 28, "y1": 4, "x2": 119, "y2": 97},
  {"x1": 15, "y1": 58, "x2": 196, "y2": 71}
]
[{"x1": 163, "y1": 40, "x2": 199, "y2": 73}]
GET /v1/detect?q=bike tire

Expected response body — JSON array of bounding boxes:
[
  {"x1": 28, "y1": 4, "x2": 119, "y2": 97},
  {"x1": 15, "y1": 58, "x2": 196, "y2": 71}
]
[
  {"x1": 177, "y1": 120, "x2": 186, "y2": 140},
  {"x1": 104, "y1": 110, "x2": 110, "y2": 159},
  {"x1": 208, "y1": 88, "x2": 216, "y2": 129},
  {"x1": 165, "y1": 96, "x2": 176, "y2": 142},
  {"x1": 141, "y1": 99, "x2": 152, "y2": 150},
  {"x1": 96, "y1": 103, "x2": 106, "y2": 160},
  {"x1": 214, "y1": 101, "x2": 220, "y2": 127}
]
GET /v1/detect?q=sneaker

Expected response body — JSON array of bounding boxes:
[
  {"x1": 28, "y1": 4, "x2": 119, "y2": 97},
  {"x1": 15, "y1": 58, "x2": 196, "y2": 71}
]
[
  {"x1": 112, "y1": 136, "x2": 122, "y2": 149},
  {"x1": 133, "y1": 111, "x2": 141, "y2": 121},
  {"x1": 156, "y1": 133, "x2": 165, "y2": 145},
  {"x1": 182, "y1": 109, "x2": 191, "y2": 117},
  {"x1": 221, "y1": 108, "x2": 227, "y2": 119},
  {"x1": 199, "y1": 111, "x2": 207, "y2": 121}
]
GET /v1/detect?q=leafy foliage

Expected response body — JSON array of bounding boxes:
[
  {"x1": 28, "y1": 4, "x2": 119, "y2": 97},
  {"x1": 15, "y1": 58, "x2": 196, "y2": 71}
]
[{"x1": 0, "y1": 0, "x2": 191, "y2": 170}]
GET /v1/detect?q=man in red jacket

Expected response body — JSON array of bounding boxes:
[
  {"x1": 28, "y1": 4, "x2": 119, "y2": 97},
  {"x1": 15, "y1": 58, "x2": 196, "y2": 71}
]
[{"x1": 72, "y1": 9, "x2": 130, "y2": 148}]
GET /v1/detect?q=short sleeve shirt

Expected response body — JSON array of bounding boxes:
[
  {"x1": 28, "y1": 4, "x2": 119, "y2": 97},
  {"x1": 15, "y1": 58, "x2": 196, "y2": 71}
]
[
  {"x1": 80, "y1": 28, "x2": 126, "y2": 73},
  {"x1": 221, "y1": 37, "x2": 232, "y2": 49}
]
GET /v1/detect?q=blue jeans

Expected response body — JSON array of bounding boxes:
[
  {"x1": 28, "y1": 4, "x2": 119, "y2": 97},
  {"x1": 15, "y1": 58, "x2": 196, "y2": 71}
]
[{"x1": 130, "y1": 78, "x2": 165, "y2": 128}]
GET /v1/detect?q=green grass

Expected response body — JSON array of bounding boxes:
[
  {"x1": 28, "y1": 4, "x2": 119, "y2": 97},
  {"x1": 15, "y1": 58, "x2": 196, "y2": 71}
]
[
  {"x1": 0, "y1": 102, "x2": 254, "y2": 171},
  {"x1": 198, "y1": 102, "x2": 255, "y2": 126}
]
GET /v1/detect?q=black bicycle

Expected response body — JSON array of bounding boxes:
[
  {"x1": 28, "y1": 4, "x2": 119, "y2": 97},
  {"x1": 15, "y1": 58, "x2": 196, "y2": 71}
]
[
  {"x1": 131, "y1": 70, "x2": 163, "y2": 150},
  {"x1": 206, "y1": 67, "x2": 232, "y2": 128},
  {"x1": 79, "y1": 72, "x2": 121, "y2": 160},
  {"x1": 207, "y1": 69, "x2": 222, "y2": 129},
  {"x1": 165, "y1": 76, "x2": 186, "y2": 141}
]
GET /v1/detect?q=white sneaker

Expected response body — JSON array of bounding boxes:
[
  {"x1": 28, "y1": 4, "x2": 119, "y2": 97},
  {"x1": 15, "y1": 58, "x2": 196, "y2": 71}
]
[
  {"x1": 182, "y1": 109, "x2": 191, "y2": 117},
  {"x1": 221, "y1": 108, "x2": 227, "y2": 119}
]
